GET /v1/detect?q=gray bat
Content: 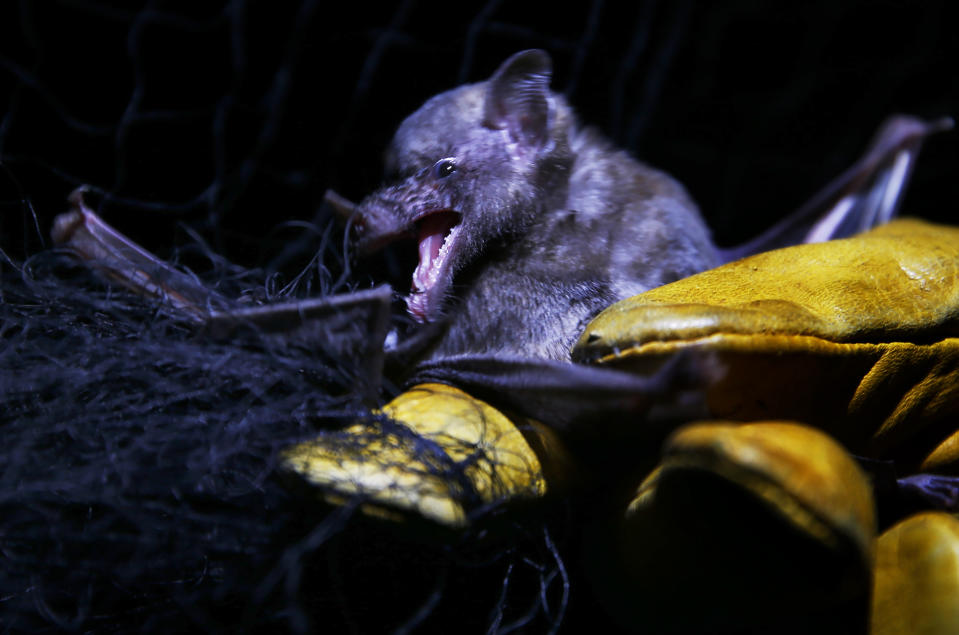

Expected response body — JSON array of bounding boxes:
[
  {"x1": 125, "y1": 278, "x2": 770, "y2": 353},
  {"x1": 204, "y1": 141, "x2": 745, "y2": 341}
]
[
  {"x1": 352, "y1": 50, "x2": 715, "y2": 362},
  {"x1": 349, "y1": 49, "x2": 948, "y2": 367},
  {"x1": 53, "y1": 50, "x2": 949, "y2": 428}
]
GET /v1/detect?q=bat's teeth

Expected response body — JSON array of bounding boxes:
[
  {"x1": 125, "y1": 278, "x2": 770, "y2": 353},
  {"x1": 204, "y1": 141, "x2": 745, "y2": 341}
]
[
  {"x1": 413, "y1": 230, "x2": 445, "y2": 292},
  {"x1": 409, "y1": 215, "x2": 461, "y2": 321},
  {"x1": 406, "y1": 291, "x2": 429, "y2": 322}
]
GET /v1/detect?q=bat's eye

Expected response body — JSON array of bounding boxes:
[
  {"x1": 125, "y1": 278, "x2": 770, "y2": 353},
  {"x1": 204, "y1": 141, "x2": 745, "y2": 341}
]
[{"x1": 433, "y1": 158, "x2": 457, "y2": 179}]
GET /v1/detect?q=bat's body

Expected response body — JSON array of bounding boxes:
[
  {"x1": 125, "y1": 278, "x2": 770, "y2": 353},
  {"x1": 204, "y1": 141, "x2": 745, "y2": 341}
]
[
  {"x1": 354, "y1": 50, "x2": 716, "y2": 361},
  {"x1": 413, "y1": 138, "x2": 717, "y2": 361},
  {"x1": 353, "y1": 50, "x2": 948, "y2": 366},
  {"x1": 52, "y1": 50, "x2": 948, "y2": 421}
]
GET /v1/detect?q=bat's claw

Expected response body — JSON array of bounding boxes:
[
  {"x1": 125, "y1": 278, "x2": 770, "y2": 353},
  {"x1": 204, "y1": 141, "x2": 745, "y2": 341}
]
[{"x1": 324, "y1": 188, "x2": 359, "y2": 221}]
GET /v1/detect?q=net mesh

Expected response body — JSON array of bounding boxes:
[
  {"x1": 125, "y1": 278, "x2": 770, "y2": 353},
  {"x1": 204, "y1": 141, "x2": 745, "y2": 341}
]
[{"x1": 0, "y1": 1, "x2": 956, "y2": 632}]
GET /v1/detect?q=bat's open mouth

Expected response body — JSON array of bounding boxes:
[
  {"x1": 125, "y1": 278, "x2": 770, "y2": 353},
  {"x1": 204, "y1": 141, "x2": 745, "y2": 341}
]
[{"x1": 408, "y1": 210, "x2": 462, "y2": 322}]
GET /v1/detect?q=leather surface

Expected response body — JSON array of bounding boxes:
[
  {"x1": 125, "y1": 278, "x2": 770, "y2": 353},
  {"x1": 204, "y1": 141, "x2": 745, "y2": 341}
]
[
  {"x1": 574, "y1": 219, "x2": 959, "y2": 471},
  {"x1": 613, "y1": 421, "x2": 875, "y2": 633},
  {"x1": 872, "y1": 512, "x2": 959, "y2": 635},
  {"x1": 281, "y1": 383, "x2": 557, "y2": 527}
]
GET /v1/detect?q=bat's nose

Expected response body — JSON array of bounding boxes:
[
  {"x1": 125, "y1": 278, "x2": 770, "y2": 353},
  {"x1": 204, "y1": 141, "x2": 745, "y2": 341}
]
[{"x1": 349, "y1": 213, "x2": 367, "y2": 236}]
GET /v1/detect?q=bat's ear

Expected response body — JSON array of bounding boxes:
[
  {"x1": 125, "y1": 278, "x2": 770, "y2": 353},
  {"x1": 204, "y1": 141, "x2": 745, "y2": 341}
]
[{"x1": 484, "y1": 49, "x2": 554, "y2": 152}]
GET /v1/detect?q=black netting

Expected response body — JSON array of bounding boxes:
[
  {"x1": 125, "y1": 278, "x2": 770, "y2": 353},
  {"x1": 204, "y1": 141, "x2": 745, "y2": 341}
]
[{"x1": 1, "y1": 1, "x2": 956, "y2": 632}]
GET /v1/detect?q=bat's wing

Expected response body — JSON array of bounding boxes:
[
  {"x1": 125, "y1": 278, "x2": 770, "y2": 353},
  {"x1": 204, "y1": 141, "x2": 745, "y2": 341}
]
[
  {"x1": 407, "y1": 352, "x2": 720, "y2": 434},
  {"x1": 402, "y1": 116, "x2": 955, "y2": 432},
  {"x1": 52, "y1": 188, "x2": 234, "y2": 322},
  {"x1": 719, "y1": 115, "x2": 953, "y2": 262},
  {"x1": 53, "y1": 189, "x2": 393, "y2": 398},
  {"x1": 204, "y1": 287, "x2": 392, "y2": 400}
]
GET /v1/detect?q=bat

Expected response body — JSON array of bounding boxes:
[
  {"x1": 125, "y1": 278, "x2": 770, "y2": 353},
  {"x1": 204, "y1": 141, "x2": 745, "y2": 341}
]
[
  {"x1": 52, "y1": 51, "x2": 950, "y2": 429},
  {"x1": 344, "y1": 49, "x2": 951, "y2": 368},
  {"x1": 351, "y1": 49, "x2": 717, "y2": 362}
]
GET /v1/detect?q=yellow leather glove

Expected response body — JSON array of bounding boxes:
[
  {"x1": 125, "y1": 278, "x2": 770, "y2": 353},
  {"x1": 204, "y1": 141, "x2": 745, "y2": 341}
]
[
  {"x1": 282, "y1": 218, "x2": 959, "y2": 633},
  {"x1": 575, "y1": 218, "x2": 959, "y2": 473},
  {"x1": 282, "y1": 383, "x2": 568, "y2": 528},
  {"x1": 873, "y1": 511, "x2": 959, "y2": 635},
  {"x1": 284, "y1": 218, "x2": 959, "y2": 527},
  {"x1": 606, "y1": 421, "x2": 876, "y2": 634},
  {"x1": 573, "y1": 218, "x2": 959, "y2": 634}
]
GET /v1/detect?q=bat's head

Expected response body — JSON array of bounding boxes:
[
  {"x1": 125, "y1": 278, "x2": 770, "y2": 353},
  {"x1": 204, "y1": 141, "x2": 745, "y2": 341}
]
[{"x1": 353, "y1": 50, "x2": 574, "y2": 323}]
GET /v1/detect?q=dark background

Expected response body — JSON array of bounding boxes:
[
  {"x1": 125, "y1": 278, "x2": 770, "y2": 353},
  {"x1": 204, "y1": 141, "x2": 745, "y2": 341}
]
[
  {"x1": 1, "y1": 0, "x2": 955, "y2": 271},
  {"x1": 1, "y1": 1, "x2": 956, "y2": 633}
]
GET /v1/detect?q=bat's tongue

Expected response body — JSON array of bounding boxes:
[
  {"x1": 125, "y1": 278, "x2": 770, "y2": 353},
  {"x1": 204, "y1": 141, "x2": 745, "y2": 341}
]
[{"x1": 409, "y1": 212, "x2": 459, "y2": 321}]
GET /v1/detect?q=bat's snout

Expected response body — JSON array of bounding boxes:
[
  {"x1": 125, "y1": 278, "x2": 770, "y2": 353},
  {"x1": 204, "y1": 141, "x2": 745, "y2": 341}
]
[{"x1": 351, "y1": 196, "x2": 418, "y2": 256}]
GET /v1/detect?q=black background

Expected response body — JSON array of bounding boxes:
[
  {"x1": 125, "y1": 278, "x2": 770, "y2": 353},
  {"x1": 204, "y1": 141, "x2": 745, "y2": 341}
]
[{"x1": 1, "y1": 0, "x2": 955, "y2": 271}]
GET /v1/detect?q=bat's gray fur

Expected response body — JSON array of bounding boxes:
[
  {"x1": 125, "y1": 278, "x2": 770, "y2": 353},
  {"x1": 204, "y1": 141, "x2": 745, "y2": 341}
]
[{"x1": 354, "y1": 50, "x2": 717, "y2": 361}]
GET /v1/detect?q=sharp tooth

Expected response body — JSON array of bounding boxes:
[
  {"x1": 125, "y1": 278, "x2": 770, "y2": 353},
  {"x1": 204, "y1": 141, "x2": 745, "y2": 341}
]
[
  {"x1": 408, "y1": 214, "x2": 460, "y2": 321},
  {"x1": 413, "y1": 230, "x2": 444, "y2": 292}
]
